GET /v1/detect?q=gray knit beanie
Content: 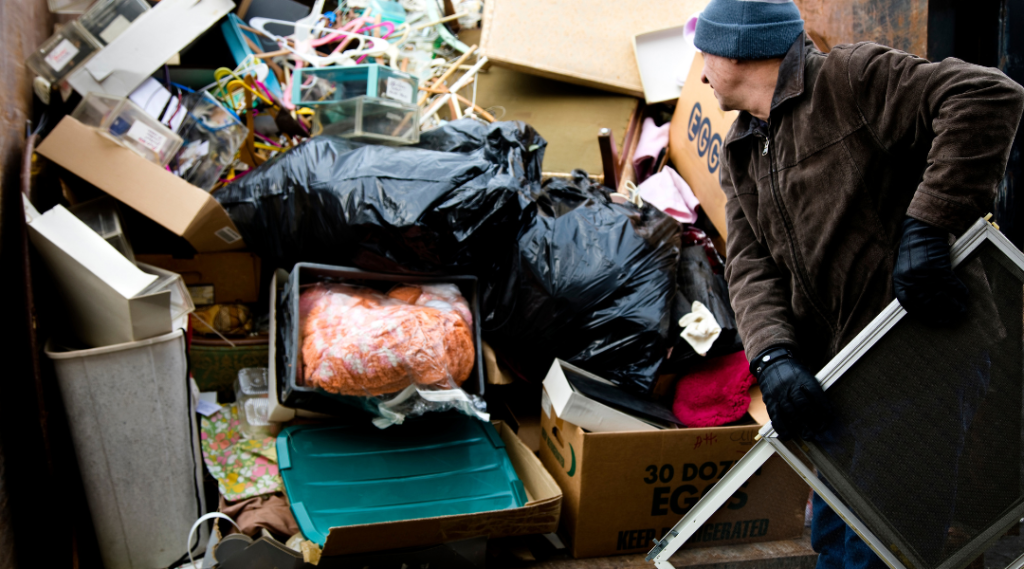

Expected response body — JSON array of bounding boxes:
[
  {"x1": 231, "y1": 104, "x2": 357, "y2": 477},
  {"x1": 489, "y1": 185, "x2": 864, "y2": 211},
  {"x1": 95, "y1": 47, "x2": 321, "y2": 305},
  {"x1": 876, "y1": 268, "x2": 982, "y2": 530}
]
[{"x1": 693, "y1": 0, "x2": 804, "y2": 60}]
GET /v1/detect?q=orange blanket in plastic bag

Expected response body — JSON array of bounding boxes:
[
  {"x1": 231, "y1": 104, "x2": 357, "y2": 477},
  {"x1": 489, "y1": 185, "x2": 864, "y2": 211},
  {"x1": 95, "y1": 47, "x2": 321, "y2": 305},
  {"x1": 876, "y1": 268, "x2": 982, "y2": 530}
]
[{"x1": 299, "y1": 283, "x2": 475, "y2": 396}]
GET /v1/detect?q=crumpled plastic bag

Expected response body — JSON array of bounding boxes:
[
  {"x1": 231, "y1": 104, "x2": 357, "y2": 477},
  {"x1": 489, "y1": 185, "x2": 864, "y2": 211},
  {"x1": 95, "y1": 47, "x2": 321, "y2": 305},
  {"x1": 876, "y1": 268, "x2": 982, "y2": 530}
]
[
  {"x1": 297, "y1": 282, "x2": 486, "y2": 427},
  {"x1": 481, "y1": 170, "x2": 681, "y2": 394},
  {"x1": 665, "y1": 227, "x2": 742, "y2": 371},
  {"x1": 214, "y1": 120, "x2": 544, "y2": 274}
]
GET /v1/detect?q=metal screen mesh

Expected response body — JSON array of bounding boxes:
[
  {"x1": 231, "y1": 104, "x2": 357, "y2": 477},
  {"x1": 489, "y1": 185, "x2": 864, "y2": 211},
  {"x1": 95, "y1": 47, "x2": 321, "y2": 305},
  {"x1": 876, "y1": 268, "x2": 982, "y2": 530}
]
[{"x1": 796, "y1": 239, "x2": 1024, "y2": 569}]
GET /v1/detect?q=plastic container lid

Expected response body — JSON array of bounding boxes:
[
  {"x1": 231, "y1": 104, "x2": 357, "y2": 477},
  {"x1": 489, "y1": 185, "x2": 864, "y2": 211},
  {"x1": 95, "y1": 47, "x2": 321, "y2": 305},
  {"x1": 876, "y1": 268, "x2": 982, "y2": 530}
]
[{"x1": 278, "y1": 413, "x2": 527, "y2": 545}]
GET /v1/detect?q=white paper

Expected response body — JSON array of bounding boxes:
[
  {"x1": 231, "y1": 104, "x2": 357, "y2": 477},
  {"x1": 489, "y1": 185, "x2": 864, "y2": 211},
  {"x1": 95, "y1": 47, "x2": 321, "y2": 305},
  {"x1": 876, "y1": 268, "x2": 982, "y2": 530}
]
[
  {"x1": 45, "y1": 38, "x2": 80, "y2": 72},
  {"x1": 384, "y1": 77, "x2": 414, "y2": 103},
  {"x1": 196, "y1": 399, "x2": 222, "y2": 417},
  {"x1": 99, "y1": 14, "x2": 132, "y2": 44},
  {"x1": 128, "y1": 77, "x2": 186, "y2": 130},
  {"x1": 126, "y1": 120, "x2": 169, "y2": 154}
]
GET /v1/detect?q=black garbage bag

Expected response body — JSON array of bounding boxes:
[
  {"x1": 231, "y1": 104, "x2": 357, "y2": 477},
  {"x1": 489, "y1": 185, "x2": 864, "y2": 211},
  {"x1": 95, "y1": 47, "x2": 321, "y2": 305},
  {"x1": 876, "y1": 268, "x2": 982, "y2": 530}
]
[
  {"x1": 664, "y1": 227, "x2": 743, "y2": 372},
  {"x1": 214, "y1": 120, "x2": 545, "y2": 273},
  {"x1": 482, "y1": 170, "x2": 681, "y2": 394}
]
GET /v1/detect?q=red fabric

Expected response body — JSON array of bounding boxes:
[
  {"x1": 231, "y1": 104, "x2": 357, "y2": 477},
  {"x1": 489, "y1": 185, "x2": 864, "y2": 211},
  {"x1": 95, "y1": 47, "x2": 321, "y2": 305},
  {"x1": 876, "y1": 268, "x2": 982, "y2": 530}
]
[{"x1": 672, "y1": 351, "x2": 755, "y2": 427}]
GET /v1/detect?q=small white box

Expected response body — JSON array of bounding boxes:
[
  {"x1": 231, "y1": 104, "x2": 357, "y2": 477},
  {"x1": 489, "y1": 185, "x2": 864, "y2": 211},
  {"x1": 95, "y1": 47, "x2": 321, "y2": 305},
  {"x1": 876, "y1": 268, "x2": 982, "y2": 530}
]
[{"x1": 26, "y1": 202, "x2": 172, "y2": 348}]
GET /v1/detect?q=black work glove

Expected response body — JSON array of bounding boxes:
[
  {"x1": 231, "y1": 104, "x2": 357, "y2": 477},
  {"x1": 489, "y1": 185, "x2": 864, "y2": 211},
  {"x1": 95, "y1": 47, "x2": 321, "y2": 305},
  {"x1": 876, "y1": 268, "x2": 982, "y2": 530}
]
[
  {"x1": 752, "y1": 346, "x2": 831, "y2": 440},
  {"x1": 893, "y1": 217, "x2": 968, "y2": 326}
]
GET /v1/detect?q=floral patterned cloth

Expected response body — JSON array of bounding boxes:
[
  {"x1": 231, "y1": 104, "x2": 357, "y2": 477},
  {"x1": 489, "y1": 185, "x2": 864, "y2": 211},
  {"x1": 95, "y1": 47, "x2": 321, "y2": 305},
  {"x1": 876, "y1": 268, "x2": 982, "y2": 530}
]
[{"x1": 200, "y1": 404, "x2": 283, "y2": 501}]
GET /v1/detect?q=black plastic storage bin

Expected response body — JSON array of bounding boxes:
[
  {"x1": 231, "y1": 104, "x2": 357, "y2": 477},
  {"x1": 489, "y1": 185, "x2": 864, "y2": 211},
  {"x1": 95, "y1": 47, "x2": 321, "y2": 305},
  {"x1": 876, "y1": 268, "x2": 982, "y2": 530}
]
[{"x1": 270, "y1": 263, "x2": 485, "y2": 417}]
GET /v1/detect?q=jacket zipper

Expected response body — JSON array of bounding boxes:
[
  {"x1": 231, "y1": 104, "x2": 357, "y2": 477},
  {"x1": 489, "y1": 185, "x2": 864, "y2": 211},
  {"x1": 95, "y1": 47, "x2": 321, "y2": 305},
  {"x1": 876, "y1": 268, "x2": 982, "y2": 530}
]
[{"x1": 762, "y1": 117, "x2": 837, "y2": 338}]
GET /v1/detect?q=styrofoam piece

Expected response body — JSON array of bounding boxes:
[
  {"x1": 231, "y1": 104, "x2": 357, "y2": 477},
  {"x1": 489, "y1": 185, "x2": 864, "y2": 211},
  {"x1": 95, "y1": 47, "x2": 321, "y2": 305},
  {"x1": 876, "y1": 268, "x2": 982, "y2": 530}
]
[
  {"x1": 633, "y1": 25, "x2": 688, "y2": 105},
  {"x1": 45, "y1": 330, "x2": 206, "y2": 569}
]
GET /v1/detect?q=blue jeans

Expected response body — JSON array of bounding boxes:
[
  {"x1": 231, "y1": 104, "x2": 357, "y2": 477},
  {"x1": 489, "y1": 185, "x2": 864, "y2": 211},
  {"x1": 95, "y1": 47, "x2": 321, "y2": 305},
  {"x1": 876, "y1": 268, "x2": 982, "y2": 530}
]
[{"x1": 811, "y1": 491, "x2": 888, "y2": 569}]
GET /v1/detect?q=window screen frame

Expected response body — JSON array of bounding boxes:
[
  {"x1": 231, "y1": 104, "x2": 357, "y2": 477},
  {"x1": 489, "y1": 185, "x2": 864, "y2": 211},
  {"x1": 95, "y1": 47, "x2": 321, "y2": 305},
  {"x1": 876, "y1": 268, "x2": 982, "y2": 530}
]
[{"x1": 648, "y1": 219, "x2": 1024, "y2": 569}]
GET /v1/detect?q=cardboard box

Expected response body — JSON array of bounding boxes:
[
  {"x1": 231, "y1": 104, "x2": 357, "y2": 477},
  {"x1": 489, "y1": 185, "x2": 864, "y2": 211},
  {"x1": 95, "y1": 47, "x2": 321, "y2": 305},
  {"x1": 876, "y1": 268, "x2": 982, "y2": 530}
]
[
  {"x1": 37, "y1": 116, "x2": 245, "y2": 253},
  {"x1": 26, "y1": 202, "x2": 172, "y2": 347},
  {"x1": 539, "y1": 388, "x2": 808, "y2": 558},
  {"x1": 669, "y1": 52, "x2": 740, "y2": 242},
  {"x1": 313, "y1": 421, "x2": 562, "y2": 556},
  {"x1": 481, "y1": 0, "x2": 709, "y2": 97},
  {"x1": 452, "y1": 60, "x2": 640, "y2": 177},
  {"x1": 135, "y1": 252, "x2": 261, "y2": 305}
]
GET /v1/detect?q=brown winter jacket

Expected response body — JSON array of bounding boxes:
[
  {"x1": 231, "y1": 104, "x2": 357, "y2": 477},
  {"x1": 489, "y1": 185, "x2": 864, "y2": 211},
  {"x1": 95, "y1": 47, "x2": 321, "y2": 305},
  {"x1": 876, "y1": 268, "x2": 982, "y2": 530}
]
[{"x1": 722, "y1": 34, "x2": 1024, "y2": 371}]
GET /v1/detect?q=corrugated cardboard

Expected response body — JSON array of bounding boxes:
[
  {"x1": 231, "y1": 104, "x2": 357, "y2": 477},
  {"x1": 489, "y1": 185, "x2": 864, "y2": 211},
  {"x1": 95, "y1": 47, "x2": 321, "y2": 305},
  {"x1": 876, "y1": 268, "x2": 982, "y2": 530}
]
[
  {"x1": 669, "y1": 52, "x2": 739, "y2": 242},
  {"x1": 539, "y1": 387, "x2": 808, "y2": 558},
  {"x1": 316, "y1": 421, "x2": 562, "y2": 556},
  {"x1": 27, "y1": 203, "x2": 172, "y2": 347},
  {"x1": 481, "y1": 0, "x2": 708, "y2": 97},
  {"x1": 456, "y1": 64, "x2": 639, "y2": 176},
  {"x1": 68, "y1": 0, "x2": 235, "y2": 97},
  {"x1": 135, "y1": 252, "x2": 261, "y2": 305},
  {"x1": 37, "y1": 117, "x2": 245, "y2": 253}
]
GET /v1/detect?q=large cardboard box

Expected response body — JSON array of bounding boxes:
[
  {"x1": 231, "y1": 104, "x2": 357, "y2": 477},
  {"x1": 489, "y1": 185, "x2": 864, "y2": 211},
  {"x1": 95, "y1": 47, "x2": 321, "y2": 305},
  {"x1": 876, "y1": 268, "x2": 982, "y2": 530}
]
[
  {"x1": 480, "y1": 0, "x2": 709, "y2": 97},
  {"x1": 669, "y1": 52, "x2": 740, "y2": 243},
  {"x1": 314, "y1": 421, "x2": 562, "y2": 556},
  {"x1": 135, "y1": 252, "x2": 261, "y2": 305},
  {"x1": 37, "y1": 117, "x2": 245, "y2": 253},
  {"x1": 539, "y1": 388, "x2": 808, "y2": 558}
]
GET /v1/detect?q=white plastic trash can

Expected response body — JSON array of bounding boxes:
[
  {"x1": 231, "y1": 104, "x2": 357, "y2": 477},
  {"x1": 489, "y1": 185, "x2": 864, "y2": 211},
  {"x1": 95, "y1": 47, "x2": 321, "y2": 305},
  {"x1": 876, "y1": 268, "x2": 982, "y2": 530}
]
[{"x1": 45, "y1": 330, "x2": 206, "y2": 569}]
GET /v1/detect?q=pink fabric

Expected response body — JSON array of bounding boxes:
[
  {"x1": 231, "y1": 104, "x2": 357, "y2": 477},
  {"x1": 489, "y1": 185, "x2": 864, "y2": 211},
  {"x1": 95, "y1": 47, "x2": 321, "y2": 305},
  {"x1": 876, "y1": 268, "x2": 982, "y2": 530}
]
[
  {"x1": 633, "y1": 117, "x2": 671, "y2": 183},
  {"x1": 638, "y1": 166, "x2": 701, "y2": 223},
  {"x1": 672, "y1": 351, "x2": 755, "y2": 427}
]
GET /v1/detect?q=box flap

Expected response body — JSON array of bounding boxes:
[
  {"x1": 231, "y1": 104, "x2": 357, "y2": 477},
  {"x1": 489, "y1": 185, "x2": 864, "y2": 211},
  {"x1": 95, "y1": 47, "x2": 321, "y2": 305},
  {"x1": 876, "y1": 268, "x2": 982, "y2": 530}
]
[{"x1": 37, "y1": 117, "x2": 244, "y2": 253}]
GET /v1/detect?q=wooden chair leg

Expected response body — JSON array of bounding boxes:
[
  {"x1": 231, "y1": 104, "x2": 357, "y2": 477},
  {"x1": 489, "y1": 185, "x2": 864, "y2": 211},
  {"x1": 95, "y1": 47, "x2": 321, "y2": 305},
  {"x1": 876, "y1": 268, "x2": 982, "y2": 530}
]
[{"x1": 598, "y1": 128, "x2": 621, "y2": 189}]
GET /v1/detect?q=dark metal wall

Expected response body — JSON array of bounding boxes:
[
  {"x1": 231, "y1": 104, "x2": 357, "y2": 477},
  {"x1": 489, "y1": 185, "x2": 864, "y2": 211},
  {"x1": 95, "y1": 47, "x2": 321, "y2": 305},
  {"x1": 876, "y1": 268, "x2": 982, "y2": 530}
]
[{"x1": 0, "y1": 1, "x2": 55, "y2": 568}]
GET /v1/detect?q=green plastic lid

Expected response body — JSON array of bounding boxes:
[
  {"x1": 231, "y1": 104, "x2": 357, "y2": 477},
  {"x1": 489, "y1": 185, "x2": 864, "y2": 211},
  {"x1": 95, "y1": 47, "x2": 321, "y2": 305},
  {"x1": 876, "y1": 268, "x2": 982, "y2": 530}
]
[{"x1": 278, "y1": 413, "x2": 527, "y2": 545}]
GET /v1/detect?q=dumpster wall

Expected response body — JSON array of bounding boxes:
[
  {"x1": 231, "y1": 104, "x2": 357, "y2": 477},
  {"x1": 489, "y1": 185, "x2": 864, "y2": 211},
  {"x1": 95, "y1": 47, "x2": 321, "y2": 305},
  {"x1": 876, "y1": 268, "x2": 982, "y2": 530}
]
[{"x1": 0, "y1": 0, "x2": 56, "y2": 568}]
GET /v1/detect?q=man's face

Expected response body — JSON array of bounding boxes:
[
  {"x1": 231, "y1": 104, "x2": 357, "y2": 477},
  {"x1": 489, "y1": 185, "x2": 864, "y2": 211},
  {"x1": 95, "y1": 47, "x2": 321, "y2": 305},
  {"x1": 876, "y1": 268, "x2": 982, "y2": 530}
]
[{"x1": 701, "y1": 53, "x2": 744, "y2": 112}]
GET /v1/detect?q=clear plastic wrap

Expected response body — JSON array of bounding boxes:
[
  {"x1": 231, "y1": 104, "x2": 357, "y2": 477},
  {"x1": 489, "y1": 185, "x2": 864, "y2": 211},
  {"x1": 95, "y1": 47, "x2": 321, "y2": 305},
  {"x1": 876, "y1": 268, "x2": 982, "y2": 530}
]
[
  {"x1": 170, "y1": 92, "x2": 249, "y2": 191},
  {"x1": 277, "y1": 265, "x2": 487, "y2": 428},
  {"x1": 294, "y1": 281, "x2": 484, "y2": 427}
]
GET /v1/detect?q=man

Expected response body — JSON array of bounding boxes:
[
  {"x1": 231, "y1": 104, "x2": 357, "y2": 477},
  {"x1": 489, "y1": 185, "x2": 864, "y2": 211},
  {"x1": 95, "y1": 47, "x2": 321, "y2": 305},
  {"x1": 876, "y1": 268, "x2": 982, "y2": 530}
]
[{"x1": 692, "y1": 0, "x2": 1024, "y2": 568}]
